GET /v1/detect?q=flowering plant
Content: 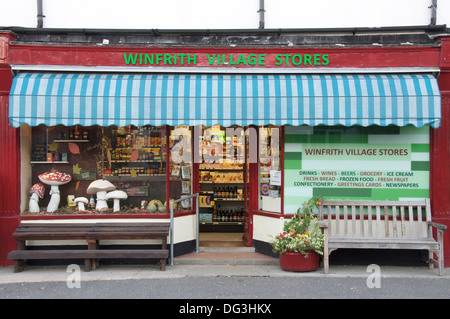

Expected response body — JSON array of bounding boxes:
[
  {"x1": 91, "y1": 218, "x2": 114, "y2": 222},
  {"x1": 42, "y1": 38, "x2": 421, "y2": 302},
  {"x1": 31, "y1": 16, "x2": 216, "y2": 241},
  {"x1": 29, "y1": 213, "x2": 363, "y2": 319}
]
[{"x1": 270, "y1": 196, "x2": 324, "y2": 257}]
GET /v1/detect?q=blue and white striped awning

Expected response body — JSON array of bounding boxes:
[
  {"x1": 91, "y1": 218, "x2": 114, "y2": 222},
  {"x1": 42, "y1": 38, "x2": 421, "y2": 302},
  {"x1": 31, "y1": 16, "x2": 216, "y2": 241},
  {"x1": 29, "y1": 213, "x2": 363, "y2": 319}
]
[{"x1": 9, "y1": 73, "x2": 441, "y2": 128}]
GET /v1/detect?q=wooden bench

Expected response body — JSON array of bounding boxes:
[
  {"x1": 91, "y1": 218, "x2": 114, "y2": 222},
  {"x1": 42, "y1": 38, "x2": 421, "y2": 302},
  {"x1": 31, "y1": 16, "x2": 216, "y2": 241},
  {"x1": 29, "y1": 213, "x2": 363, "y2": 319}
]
[
  {"x1": 8, "y1": 222, "x2": 170, "y2": 272},
  {"x1": 318, "y1": 198, "x2": 446, "y2": 275}
]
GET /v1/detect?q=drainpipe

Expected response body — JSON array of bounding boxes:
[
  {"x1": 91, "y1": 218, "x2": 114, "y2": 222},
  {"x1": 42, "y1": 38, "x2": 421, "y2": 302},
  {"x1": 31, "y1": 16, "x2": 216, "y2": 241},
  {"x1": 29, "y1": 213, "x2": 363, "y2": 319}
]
[
  {"x1": 430, "y1": 0, "x2": 437, "y2": 26},
  {"x1": 258, "y1": 0, "x2": 265, "y2": 29},
  {"x1": 37, "y1": 0, "x2": 44, "y2": 28}
]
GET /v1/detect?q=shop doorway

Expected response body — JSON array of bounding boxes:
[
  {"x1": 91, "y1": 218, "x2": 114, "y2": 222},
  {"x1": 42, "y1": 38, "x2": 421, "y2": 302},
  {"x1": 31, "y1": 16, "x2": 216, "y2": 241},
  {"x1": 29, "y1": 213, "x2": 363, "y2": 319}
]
[{"x1": 197, "y1": 125, "x2": 251, "y2": 248}]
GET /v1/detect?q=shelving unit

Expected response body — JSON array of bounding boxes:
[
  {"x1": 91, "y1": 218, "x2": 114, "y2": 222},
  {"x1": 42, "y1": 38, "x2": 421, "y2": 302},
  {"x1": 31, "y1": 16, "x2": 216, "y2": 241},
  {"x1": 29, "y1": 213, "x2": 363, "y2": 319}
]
[
  {"x1": 30, "y1": 161, "x2": 69, "y2": 164},
  {"x1": 198, "y1": 125, "x2": 246, "y2": 233},
  {"x1": 102, "y1": 125, "x2": 168, "y2": 209},
  {"x1": 54, "y1": 140, "x2": 90, "y2": 143}
]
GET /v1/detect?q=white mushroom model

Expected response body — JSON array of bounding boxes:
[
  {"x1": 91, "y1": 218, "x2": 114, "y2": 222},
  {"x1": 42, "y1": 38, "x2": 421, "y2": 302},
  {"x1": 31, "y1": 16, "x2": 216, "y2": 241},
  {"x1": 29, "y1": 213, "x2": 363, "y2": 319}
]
[
  {"x1": 29, "y1": 183, "x2": 45, "y2": 213},
  {"x1": 74, "y1": 197, "x2": 89, "y2": 211},
  {"x1": 86, "y1": 179, "x2": 116, "y2": 210},
  {"x1": 38, "y1": 170, "x2": 72, "y2": 212},
  {"x1": 105, "y1": 190, "x2": 128, "y2": 212}
]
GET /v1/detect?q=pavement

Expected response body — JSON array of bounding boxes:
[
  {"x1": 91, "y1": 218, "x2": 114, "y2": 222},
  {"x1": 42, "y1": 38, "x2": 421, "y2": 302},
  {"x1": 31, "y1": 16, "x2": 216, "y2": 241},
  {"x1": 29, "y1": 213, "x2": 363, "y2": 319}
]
[{"x1": 0, "y1": 260, "x2": 448, "y2": 284}]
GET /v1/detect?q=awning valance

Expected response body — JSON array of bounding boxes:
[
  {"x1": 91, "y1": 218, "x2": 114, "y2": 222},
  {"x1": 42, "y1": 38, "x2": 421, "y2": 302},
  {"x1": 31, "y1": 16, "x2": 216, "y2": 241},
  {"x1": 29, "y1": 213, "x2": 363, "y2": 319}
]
[{"x1": 9, "y1": 73, "x2": 441, "y2": 128}]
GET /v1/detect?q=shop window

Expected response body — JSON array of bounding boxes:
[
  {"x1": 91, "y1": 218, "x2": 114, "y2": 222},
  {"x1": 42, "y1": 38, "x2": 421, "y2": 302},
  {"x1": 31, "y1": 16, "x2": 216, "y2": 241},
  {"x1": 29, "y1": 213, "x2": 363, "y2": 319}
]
[
  {"x1": 283, "y1": 125, "x2": 431, "y2": 214},
  {"x1": 169, "y1": 125, "x2": 193, "y2": 212},
  {"x1": 23, "y1": 124, "x2": 176, "y2": 215},
  {"x1": 102, "y1": 125, "x2": 167, "y2": 213},
  {"x1": 258, "y1": 126, "x2": 281, "y2": 213}
]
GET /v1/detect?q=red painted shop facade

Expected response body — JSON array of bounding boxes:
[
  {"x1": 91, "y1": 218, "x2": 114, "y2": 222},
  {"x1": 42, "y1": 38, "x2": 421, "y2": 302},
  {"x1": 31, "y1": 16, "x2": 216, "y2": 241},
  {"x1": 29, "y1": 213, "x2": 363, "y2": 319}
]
[{"x1": 0, "y1": 29, "x2": 449, "y2": 267}]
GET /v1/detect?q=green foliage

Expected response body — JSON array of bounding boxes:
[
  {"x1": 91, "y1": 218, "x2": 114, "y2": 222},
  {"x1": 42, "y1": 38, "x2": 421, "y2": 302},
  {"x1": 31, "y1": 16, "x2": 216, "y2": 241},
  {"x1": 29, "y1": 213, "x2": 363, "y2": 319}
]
[{"x1": 269, "y1": 196, "x2": 324, "y2": 257}]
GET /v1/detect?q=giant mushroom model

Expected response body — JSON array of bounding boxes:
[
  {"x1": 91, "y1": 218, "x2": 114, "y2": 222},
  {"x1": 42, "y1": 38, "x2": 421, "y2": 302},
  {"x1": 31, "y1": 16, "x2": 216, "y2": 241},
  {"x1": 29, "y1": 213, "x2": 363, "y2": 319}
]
[
  {"x1": 86, "y1": 179, "x2": 116, "y2": 210},
  {"x1": 105, "y1": 190, "x2": 128, "y2": 212},
  {"x1": 29, "y1": 183, "x2": 45, "y2": 213},
  {"x1": 38, "y1": 170, "x2": 72, "y2": 212}
]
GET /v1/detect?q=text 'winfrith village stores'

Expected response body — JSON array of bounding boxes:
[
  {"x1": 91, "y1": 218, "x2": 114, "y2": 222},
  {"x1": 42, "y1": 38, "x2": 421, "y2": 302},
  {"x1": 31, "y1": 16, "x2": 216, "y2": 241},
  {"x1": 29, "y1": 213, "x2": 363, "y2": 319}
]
[{"x1": 124, "y1": 52, "x2": 330, "y2": 66}]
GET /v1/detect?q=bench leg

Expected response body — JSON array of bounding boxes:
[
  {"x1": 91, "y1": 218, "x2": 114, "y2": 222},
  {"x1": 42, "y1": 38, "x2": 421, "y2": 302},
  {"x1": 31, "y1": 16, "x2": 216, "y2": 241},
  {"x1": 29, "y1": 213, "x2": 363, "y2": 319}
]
[
  {"x1": 322, "y1": 227, "x2": 329, "y2": 274},
  {"x1": 323, "y1": 254, "x2": 329, "y2": 274},
  {"x1": 14, "y1": 241, "x2": 26, "y2": 272},
  {"x1": 84, "y1": 258, "x2": 92, "y2": 272},
  {"x1": 428, "y1": 250, "x2": 434, "y2": 270},
  {"x1": 438, "y1": 229, "x2": 445, "y2": 276},
  {"x1": 160, "y1": 258, "x2": 166, "y2": 271},
  {"x1": 14, "y1": 260, "x2": 24, "y2": 273},
  {"x1": 87, "y1": 240, "x2": 99, "y2": 270}
]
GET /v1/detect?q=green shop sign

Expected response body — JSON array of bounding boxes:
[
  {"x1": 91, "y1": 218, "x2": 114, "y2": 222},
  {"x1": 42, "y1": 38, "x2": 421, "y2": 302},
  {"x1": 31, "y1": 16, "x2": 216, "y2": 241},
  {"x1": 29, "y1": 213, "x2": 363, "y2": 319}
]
[{"x1": 123, "y1": 52, "x2": 330, "y2": 67}]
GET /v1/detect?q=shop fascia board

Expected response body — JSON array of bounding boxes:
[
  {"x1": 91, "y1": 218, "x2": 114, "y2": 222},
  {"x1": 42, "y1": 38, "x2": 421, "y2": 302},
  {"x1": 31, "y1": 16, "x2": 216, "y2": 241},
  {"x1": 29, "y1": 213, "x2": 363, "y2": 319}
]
[{"x1": 10, "y1": 64, "x2": 441, "y2": 75}]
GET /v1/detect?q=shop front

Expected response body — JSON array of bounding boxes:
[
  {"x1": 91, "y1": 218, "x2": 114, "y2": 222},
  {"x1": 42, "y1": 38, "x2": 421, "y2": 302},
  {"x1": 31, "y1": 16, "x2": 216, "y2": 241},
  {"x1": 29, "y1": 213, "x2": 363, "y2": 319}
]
[{"x1": 0, "y1": 29, "x2": 449, "y2": 266}]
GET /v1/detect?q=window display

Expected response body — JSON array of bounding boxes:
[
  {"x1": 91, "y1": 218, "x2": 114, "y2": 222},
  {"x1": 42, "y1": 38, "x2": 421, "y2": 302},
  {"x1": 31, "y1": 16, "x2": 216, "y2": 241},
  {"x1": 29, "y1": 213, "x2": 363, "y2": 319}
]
[
  {"x1": 25, "y1": 124, "x2": 100, "y2": 214},
  {"x1": 258, "y1": 126, "x2": 282, "y2": 213},
  {"x1": 169, "y1": 125, "x2": 193, "y2": 211},
  {"x1": 24, "y1": 124, "x2": 193, "y2": 215},
  {"x1": 23, "y1": 123, "x2": 277, "y2": 216},
  {"x1": 102, "y1": 125, "x2": 167, "y2": 212}
]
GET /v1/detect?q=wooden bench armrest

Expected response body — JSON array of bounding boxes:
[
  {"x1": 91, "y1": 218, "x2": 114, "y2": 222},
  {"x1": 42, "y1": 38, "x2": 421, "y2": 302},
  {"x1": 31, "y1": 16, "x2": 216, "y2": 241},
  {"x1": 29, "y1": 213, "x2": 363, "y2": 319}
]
[
  {"x1": 428, "y1": 221, "x2": 447, "y2": 231},
  {"x1": 318, "y1": 221, "x2": 328, "y2": 229}
]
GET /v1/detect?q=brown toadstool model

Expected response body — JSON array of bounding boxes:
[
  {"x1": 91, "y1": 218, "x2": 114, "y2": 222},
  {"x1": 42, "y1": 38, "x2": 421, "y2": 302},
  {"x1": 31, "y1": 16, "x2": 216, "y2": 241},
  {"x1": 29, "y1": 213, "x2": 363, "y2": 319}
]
[
  {"x1": 86, "y1": 179, "x2": 116, "y2": 210},
  {"x1": 29, "y1": 183, "x2": 45, "y2": 213},
  {"x1": 38, "y1": 170, "x2": 72, "y2": 212}
]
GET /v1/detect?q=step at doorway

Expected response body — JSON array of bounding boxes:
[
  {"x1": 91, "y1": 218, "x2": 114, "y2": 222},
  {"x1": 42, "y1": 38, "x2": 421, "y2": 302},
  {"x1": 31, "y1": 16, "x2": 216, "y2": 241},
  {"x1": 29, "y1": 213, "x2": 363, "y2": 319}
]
[
  {"x1": 176, "y1": 232, "x2": 276, "y2": 264},
  {"x1": 199, "y1": 232, "x2": 254, "y2": 252}
]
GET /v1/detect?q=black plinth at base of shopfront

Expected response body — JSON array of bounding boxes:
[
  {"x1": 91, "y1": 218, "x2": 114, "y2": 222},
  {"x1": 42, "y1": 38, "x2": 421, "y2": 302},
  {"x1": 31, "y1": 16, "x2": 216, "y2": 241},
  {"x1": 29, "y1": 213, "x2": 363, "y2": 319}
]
[{"x1": 199, "y1": 222, "x2": 244, "y2": 233}]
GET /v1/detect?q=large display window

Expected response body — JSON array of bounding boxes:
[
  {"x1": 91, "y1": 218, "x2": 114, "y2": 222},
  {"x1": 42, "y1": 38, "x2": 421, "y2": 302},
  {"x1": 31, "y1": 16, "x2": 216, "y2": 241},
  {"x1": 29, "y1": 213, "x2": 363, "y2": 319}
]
[
  {"x1": 284, "y1": 125, "x2": 431, "y2": 214},
  {"x1": 22, "y1": 124, "x2": 193, "y2": 215}
]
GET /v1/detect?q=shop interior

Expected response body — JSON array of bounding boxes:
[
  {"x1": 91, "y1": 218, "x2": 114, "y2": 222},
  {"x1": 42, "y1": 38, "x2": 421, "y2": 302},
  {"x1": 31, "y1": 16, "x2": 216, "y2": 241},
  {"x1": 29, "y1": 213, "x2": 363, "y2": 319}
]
[{"x1": 22, "y1": 124, "x2": 281, "y2": 246}]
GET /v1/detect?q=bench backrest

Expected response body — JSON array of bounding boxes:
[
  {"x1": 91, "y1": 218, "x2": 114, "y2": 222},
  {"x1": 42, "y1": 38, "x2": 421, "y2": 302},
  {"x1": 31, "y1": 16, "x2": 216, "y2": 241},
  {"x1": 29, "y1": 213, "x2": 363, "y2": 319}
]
[{"x1": 318, "y1": 199, "x2": 432, "y2": 239}]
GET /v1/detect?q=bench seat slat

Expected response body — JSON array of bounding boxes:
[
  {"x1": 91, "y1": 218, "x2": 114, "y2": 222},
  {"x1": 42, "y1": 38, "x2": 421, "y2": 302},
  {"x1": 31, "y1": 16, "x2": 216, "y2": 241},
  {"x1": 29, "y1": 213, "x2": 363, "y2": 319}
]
[{"x1": 8, "y1": 249, "x2": 169, "y2": 259}]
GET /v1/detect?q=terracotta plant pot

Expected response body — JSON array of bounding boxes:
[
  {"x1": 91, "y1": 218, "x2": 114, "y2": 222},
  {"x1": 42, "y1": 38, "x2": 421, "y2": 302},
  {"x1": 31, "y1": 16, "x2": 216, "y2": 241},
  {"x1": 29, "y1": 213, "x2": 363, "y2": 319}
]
[{"x1": 279, "y1": 250, "x2": 320, "y2": 272}]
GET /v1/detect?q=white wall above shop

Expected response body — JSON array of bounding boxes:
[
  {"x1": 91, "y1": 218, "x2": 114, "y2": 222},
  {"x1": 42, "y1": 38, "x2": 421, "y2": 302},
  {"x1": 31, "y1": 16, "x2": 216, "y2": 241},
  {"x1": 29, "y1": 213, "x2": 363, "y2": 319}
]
[{"x1": 0, "y1": 0, "x2": 448, "y2": 30}]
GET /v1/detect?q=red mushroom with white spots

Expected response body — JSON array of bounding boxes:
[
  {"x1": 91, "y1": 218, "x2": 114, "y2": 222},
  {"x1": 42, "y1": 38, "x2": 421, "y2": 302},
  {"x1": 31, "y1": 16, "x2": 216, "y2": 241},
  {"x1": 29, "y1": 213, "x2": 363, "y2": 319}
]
[
  {"x1": 38, "y1": 169, "x2": 72, "y2": 212},
  {"x1": 29, "y1": 183, "x2": 45, "y2": 213}
]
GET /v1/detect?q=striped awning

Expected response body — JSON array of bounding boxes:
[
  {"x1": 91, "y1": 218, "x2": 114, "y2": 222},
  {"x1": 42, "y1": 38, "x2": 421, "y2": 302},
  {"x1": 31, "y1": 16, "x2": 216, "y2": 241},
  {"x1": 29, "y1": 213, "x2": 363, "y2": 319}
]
[{"x1": 9, "y1": 73, "x2": 441, "y2": 128}]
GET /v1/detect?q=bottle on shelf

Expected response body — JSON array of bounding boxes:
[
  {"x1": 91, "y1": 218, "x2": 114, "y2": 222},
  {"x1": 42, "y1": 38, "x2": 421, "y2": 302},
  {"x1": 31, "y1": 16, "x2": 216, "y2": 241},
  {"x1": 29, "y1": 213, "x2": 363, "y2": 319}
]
[
  {"x1": 216, "y1": 205, "x2": 221, "y2": 222},
  {"x1": 212, "y1": 205, "x2": 218, "y2": 222}
]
